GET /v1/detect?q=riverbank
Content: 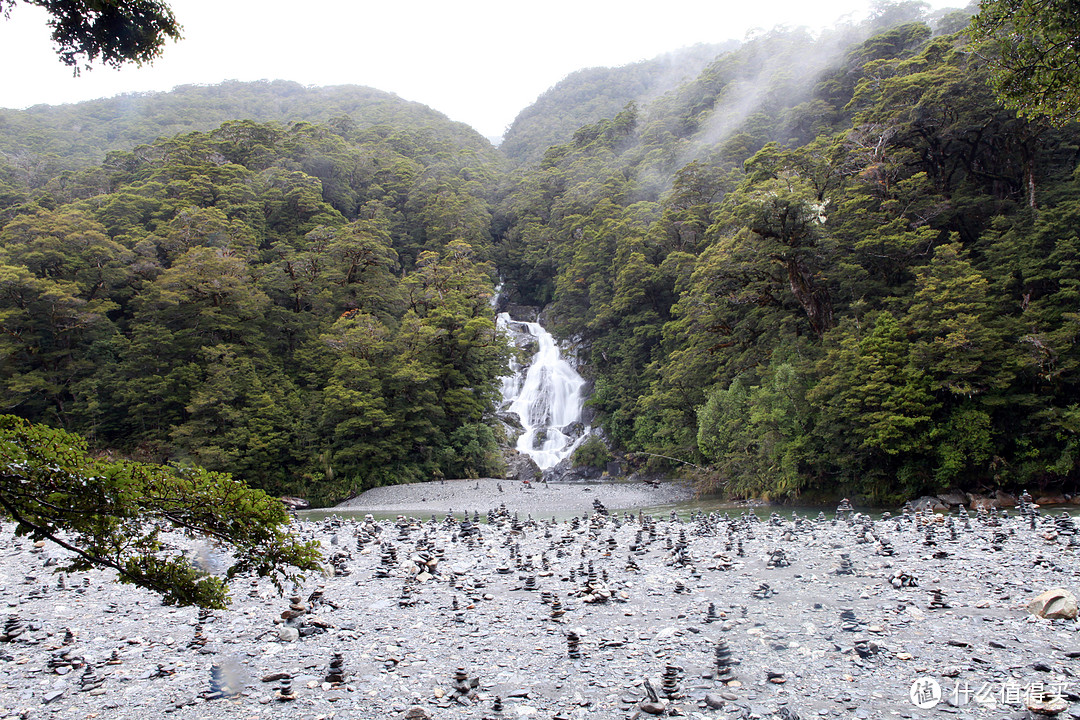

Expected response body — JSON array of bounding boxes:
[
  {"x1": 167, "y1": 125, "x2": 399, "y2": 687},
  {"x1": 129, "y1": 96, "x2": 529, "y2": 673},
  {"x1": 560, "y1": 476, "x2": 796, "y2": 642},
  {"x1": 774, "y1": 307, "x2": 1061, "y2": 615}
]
[
  {"x1": 0, "y1": 502, "x2": 1078, "y2": 720},
  {"x1": 334, "y1": 477, "x2": 695, "y2": 517}
]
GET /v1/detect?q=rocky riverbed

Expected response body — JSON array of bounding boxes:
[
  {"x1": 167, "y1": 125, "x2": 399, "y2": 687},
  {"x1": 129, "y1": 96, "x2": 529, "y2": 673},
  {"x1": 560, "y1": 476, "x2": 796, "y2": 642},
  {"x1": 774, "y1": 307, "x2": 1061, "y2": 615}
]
[
  {"x1": 0, "y1": 495, "x2": 1078, "y2": 720},
  {"x1": 334, "y1": 478, "x2": 696, "y2": 517}
]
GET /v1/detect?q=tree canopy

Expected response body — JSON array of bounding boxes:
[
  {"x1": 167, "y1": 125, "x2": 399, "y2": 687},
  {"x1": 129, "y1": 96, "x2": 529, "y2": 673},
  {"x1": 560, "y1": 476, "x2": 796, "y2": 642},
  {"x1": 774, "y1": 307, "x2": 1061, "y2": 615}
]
[
  {"x1": 0, "y1": 0, "x2": 182, "y2": 72},
  {"x1": 968, "y1": 0, "x2": 1080, "y2": 125},
  {"x1": 0, "y1": 415, "x2": 321, "y2": 608}
]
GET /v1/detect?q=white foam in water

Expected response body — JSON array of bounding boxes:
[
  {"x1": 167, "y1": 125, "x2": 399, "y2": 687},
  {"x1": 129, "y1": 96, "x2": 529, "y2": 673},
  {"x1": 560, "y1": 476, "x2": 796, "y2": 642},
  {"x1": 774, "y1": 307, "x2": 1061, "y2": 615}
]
[{"x1": 498, "y1": 313, "x2": 587, "y2": 470}]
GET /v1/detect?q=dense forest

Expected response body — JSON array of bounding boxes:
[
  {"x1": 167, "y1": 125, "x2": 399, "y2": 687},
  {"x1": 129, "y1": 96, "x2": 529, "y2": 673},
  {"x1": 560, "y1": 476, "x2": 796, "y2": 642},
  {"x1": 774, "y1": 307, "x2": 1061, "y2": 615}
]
[{"x1": 3, "y1": 3, "x2": 1080, "y2": 505}]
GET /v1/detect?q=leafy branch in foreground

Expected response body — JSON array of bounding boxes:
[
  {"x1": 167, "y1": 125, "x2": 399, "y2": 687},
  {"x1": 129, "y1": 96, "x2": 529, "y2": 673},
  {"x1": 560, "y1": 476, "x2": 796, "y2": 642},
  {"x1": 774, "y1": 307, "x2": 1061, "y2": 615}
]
[{"x1": 0, "y1": 414, "x2": 322, "y2": 608}]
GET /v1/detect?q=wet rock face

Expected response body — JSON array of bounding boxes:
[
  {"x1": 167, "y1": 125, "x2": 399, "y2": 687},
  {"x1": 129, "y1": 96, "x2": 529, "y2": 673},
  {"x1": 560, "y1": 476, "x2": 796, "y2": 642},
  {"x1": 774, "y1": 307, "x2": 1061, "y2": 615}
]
[{"x1": 503, "y1": 451, "x2": 541, "y2": 483}]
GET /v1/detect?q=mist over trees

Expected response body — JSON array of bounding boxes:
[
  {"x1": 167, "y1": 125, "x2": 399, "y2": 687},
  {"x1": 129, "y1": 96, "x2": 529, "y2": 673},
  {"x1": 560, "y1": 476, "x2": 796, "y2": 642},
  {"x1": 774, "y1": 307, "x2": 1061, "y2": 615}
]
[{"x1": 2, "y1": 1, "x2": 1080, "y2": 505}]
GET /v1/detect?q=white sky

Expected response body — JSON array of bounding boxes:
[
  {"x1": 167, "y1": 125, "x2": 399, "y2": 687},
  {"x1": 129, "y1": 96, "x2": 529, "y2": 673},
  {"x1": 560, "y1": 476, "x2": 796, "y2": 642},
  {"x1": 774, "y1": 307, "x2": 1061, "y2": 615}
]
[{"x1": 0, "y1": 0, "x2": 961, "y2": 140}]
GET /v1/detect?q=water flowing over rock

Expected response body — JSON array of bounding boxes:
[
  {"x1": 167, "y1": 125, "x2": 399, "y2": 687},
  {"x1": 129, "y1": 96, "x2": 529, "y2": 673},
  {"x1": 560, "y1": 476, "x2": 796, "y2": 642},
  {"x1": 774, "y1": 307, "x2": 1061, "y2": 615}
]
[{"x1": 498, "y1": 313, "x2": 588, "y2": 471}]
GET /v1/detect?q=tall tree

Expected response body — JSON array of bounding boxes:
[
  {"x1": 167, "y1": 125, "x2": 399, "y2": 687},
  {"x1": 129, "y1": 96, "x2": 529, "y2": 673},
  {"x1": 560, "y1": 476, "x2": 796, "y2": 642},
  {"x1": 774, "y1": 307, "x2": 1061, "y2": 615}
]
[{"x1": 0, "y1": 0, "x2": 182, "y2": 72}]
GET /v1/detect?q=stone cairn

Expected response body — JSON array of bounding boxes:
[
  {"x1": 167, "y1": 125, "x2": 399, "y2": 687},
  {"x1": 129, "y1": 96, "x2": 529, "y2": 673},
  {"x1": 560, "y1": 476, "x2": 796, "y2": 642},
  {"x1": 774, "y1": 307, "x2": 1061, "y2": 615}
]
[
  {"x1": 836, "y1": 497, "x2": 854, "y2": 522},
  {"x1": 0, "y1": 615, "x2": 26, "y2": 642},
  {"x1": 704, "y1": 602, "x2": 720, "y2": 624},
  {"x1": 839, "y1": 609, "x2": 859, "y2": 632},
  {"x1": 766, "y1": 548, "x2": 791, "y2": 568},
  {"x1": 79, "y1": 665, "x2": 104, "y2": 693},
  {"x1": 1055, "y1": 512, "x2": 1078, "y2": 545},
  {"x1": 449, "y1": 666, "x2": 479, "y2": 703},
  {"x1": 566, "y1": 630, "x2": 581, "y2": 659},
  {"x1": 204, "y1": 663, "x2": 233, "y2": 699},
  {"x1": 890, "y1": 570, "x2": 918, "y2": 588},
  {"x1": 325, "y1": 652, "x2": 346, "y2": 684},
  {"x1": 550, "y1": 595, "x2": 565, "y2": 621},
  {"x1": 751, "y1": 582, "x2": 774, "y2": 599},
  {"x1": 276, "y1": 675, "x2": 296, "y2": 702},
  {"x1": 714, "y1": 639, "x2": 737, "y2": 682},
  {"x1": 928, "y1": 587, "x2": 950, "y2": 609},
  {"x1": 661, "y1": 664, "x2": 682, "y2": 699},
  {"x1": 492, "y1": 695, "x2": 504, "y2": 713},
  {"x1": 835, "y1": 553, "x2": 855, "y2": 575}
]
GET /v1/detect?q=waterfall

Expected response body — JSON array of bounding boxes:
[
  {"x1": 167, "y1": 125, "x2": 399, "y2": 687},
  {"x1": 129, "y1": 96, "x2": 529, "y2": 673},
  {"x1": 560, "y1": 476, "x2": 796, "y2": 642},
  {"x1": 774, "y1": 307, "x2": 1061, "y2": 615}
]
[{"x1": 498, "y1": 312, "x2": 588, "y2": 470}]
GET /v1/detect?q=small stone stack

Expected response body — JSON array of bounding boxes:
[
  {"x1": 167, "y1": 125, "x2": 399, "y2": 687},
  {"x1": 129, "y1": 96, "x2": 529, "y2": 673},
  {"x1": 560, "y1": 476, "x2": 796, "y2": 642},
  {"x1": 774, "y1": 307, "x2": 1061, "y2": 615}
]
[
  {"x1": 704, "y1": 602, "x2": 720, "y2": 624},
  {"x1": 79, "y1": 665, "x2": 104, "y2": 693},
  {"x1": 877, "y1": 538, "x2": 895, "y2": 557},
  {"x1": 550, "y1": 596, "x2": 565, "y2": 620},
  {"x1": 835, "y1": 553, "x2": 855, "y2": 575},
  {"x1": 836, "y1": 498, "x2": 854, "y2": 522},
  {"x1": 276, "y1": 675, "x2": 296, "y2": 701},
  {"x1": 889, "y1": 570, "x2": 918, "y2": 588},
  {"x1": 839, "y1": 609, "x2": 859, "y2": 632},
  {"x1": 928, "y1": 587, "x2": 950, "y2": 609},
  {"x1": 751, "y1": 583, "x2": 774, "y2": 599},
  {"x1": 766, "y1": 548, "x2": 791, "y2": 568},
  {"x1": 325, "y1": 652, "x2": 345, "y2": 684},
  {"x1": 566, "y1": 630, "x2": 581, "y2": 659},
  {"x1": 1055, "y1": 512, "x2": 1077, "y2": 545},
  {"x1": 47, "y1": 649, "x2": 84, "y2": 674},
  {"x1": 0, "y1": 615, "x2": 26, "y2": 642},
  {"x1": 661, "y1": 664, "x2": 682, "y2": 699},
  {"x1": 204, "y1": 663, "x2": 231, "y2": 699},
  {"x1": 282, "y1": 595, "x2": 307, "y2": 623},
  {"x1": 714, "y1": 639, "x2": 737, "y2": 682}
]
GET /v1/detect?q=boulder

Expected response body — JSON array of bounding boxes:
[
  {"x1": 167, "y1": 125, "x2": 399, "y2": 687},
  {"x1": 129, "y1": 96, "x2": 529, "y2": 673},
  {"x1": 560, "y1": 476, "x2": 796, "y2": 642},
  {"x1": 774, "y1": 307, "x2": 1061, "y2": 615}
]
[
  {"x1": 936, "y1": 490, "x2": 967, "y2": 507},
  {"x1": 910, "y1": 496, "x2": 947, "y2": 512},
  {"x1": 1035, "y1": 494, "x2": 1068, "y2": 506},
  {"x1": 1027, "y1": 588, "x2": 1078, "y2": 620},
  {"x1": 504, "y1": 451, "x2": 541, "y2": 483},
  {"x1": 279, "y1": 496, "x2": 310, "y2": 511},
  {"x1": 994, "y1": 490, "x2": 1018, "y2": 508}
]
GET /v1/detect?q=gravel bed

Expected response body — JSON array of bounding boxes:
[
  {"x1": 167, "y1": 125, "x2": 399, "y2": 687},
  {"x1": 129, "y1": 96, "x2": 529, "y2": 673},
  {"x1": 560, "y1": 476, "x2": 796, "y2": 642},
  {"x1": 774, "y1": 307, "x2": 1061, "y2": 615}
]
[
  {"x1": 0, "y1": 502, "x2": 1078, "y2": 720},
  {"x1": 333, "y1": 478, "x2": 696, "y2": 518}
]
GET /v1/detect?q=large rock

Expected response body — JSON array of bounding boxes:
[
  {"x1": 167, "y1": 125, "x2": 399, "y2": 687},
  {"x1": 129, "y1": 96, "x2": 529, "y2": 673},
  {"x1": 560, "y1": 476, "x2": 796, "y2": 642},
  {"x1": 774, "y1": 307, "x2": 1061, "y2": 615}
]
[
  {"x1": 936, "y1": 490, "x2": 967, "y2": 507},
  {"x1": 504, "y1": 451, "x2": 541, "y2": 483},
  {"x1": 1027, "y1": 588, "x2": 1078, "y2": 620},
  {"x1": 910, "y1": 496, "x2": 947, "y2": 512},
  {"x1": 279, "y1": 496, "x2": 310, "y2": 510}
]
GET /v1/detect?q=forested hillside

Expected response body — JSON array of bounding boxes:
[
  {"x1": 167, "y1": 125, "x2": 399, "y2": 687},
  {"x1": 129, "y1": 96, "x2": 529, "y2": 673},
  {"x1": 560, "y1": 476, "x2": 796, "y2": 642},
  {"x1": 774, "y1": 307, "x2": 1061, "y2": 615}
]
[
  {"x1": 0, "y1": 80, "x2": 498, "y2": 172},
  {"x1": 495, "y1": 11, "x2": 1080, "y2": 503},
  {"x1": 2, "y1": 3, "x2": 1080, "y2": 505},
  {"x1": 500, "y1": 43, "x2": 732, "y2": 165},
  {"x1": 0, "y1": 113, "x2": 510, "y2": 504}
]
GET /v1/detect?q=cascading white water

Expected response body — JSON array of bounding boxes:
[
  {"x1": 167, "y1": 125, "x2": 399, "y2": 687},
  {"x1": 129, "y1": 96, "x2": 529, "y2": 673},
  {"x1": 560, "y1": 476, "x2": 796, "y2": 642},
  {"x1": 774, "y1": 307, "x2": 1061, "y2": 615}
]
[{"x1": 498, "y1": 312, "x2": 587, "y2": 470}]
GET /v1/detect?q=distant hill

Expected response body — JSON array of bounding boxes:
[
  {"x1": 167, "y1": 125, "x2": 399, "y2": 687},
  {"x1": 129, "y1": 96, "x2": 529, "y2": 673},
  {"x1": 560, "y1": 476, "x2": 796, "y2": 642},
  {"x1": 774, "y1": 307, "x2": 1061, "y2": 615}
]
[
  {"x1": 0, "y1": 80, "x2": 498, "y2": 168},
  {"x1": 499, "y1": 44, "x2": 734, "y2": 165}
]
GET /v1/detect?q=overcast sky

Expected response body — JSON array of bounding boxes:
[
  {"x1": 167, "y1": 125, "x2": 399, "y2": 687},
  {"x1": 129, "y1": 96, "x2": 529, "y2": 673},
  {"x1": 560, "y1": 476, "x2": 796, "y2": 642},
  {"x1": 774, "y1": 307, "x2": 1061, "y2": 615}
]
[{"x1": 0, "y1": 0, "x2": 961, "y2": 139}]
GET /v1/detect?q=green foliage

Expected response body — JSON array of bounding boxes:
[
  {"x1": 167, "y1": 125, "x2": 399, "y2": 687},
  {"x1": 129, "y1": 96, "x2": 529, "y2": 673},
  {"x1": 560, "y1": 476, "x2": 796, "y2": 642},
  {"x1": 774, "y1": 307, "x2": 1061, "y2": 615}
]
[
  {"x1": 0, "y1": 111, "x2": 509, "y2": 505},
  {"x1": 572, "y1": 436, "x2": 612, "y2": 469},
  {"x1": 968, "y1": 0, "x2": 1080, "y2": 125},
  {"x1": 0, "y1": 0, "x2": 182, "y2": 71},
  {"x1": 495, "y1": 13, "x2": 1080, "y2": 502},
  {"x1": 0, "y1": 415, "x2": 322, "y2": 608}
]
